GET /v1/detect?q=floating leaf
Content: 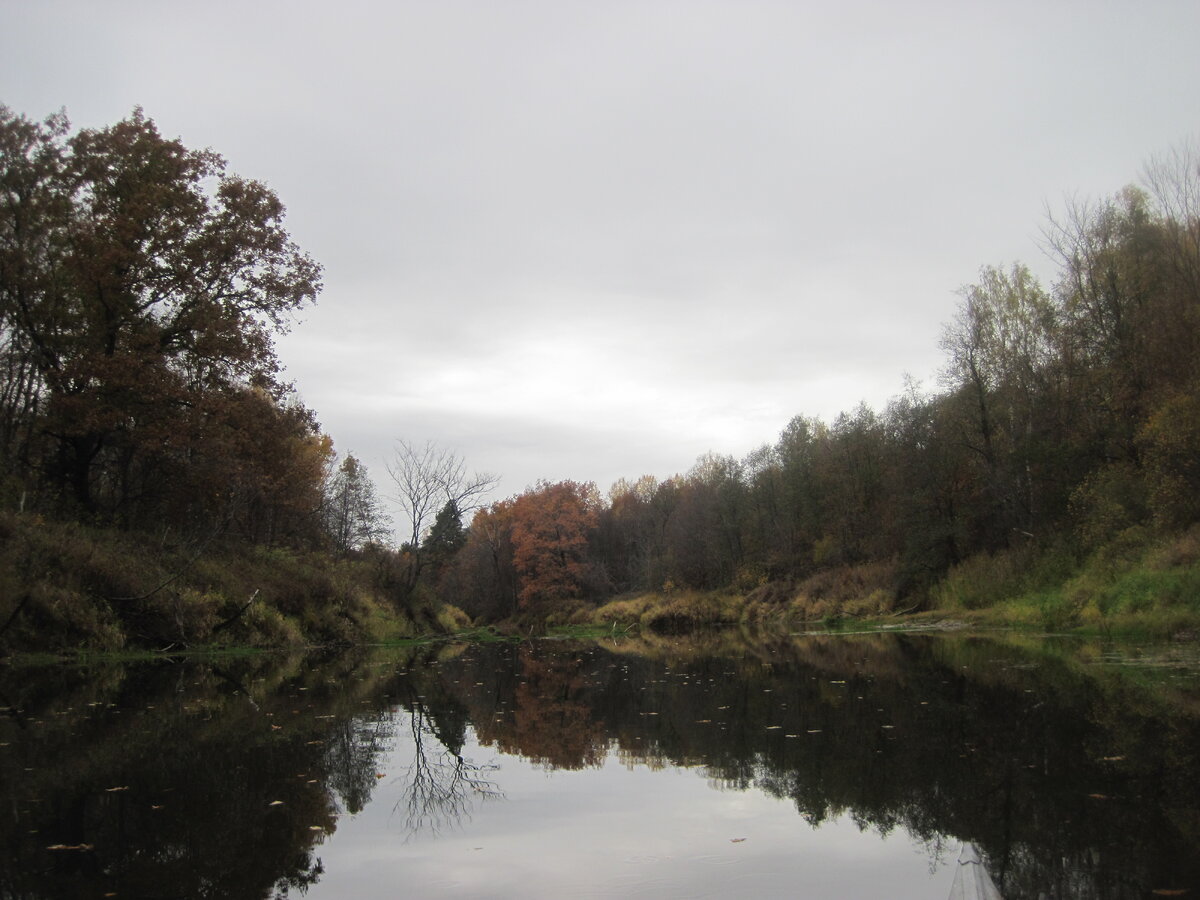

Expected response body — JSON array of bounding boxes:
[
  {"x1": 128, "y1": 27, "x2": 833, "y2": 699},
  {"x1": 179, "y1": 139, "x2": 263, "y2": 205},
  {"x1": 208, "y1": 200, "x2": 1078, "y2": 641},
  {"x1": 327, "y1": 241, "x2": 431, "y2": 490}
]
[
  {"x1": 730, "y1": 837, "x2": 746, "y2": 843},
  {"x1": 269, "y1": 800, "x2": 284, "y2": 806},
  {"x1": 105, "y1": 786, "x2": 129, "y2": 793}
]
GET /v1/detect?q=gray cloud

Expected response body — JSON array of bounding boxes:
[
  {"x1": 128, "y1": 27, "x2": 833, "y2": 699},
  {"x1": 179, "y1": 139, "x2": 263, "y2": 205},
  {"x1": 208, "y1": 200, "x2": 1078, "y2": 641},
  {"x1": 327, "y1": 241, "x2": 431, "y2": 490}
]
[{"x1": 4, "y1": 0, "x2": 1199, "y2": 508}]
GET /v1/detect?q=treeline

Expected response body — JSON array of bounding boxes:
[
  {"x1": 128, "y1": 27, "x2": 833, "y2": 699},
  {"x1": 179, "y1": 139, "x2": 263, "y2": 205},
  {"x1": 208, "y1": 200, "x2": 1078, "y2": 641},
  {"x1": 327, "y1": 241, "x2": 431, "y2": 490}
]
[{"x1": 441, "y1": 151, "x2": 1200, "y2": 623}]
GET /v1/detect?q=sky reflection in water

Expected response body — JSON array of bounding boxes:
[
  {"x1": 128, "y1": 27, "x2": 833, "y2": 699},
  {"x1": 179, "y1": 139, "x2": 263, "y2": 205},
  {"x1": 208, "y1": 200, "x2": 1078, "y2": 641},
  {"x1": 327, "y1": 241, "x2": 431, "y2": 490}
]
[
  {"x1": 312, "y1": 737, "x2": 952, "y2": 899},
  {"x1": 4, "y1": 632, "x2": 1200, "y2": 899}
]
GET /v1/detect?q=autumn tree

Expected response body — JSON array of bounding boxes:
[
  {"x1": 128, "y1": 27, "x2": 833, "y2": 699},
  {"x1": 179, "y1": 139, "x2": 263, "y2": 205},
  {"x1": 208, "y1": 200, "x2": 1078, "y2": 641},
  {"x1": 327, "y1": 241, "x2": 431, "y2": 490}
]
[
  {"x1": 0, "y1": 107, "x2": 321, "y2": 528},
  {"x1": 447, "y1": 499, "x2": 519, "y2": 621},
  {"x1": 596, "y1": 475, "x2": 665, "y2": 593},
  {"x1": 509, "y1": 480, "x2": 602, "y2": 615}
]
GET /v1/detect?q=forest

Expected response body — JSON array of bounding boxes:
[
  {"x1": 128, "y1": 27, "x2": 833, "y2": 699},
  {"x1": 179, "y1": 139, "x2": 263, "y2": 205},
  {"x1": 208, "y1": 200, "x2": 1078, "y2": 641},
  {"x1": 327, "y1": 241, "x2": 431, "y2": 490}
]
[{"x1": 2, "y1": 106, "x2": 1199, "y2": 651}]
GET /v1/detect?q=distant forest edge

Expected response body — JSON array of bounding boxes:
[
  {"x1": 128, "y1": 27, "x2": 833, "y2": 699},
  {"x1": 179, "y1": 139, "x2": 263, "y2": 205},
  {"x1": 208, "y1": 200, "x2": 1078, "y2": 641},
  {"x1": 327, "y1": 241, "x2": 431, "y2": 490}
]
[{"x1": 3, "y1": 108, "x2": 1200, "y2": 653}]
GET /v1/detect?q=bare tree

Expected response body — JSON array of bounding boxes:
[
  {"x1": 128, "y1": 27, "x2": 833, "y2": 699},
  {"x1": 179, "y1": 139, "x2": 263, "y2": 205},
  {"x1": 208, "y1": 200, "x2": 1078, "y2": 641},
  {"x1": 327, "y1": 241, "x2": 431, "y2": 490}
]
[{"x1": 386, "y1": 440, "x2": 498, "y2": 594}]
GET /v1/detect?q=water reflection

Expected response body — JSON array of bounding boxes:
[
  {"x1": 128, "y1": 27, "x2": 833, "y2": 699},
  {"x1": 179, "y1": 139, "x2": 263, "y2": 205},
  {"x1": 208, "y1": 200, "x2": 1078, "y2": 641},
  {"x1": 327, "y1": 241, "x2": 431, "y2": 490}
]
[
  {"x1": 1, "y1": 632, "x2": 1199, "y2": 898},
  {"x1": 398, "y1": 704, "x2": 501, "y2": 837}
]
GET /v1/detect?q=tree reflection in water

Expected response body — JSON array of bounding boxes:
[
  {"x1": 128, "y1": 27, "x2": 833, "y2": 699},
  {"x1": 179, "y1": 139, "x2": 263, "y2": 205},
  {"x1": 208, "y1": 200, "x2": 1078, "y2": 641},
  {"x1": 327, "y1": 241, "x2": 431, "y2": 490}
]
[
  {"x1": 395, "y1": 704, "x2": 501, "y2": 837},
  {"x1": 3, "y1": 634, "x2": 1200, "y2": 898}
]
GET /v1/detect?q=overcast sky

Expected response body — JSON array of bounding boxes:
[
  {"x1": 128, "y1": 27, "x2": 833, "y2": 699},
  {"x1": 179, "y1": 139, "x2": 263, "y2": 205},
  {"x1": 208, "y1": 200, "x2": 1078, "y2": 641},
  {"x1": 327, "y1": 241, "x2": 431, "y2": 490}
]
[{"x1": 4, "y1": 1, "x2": 1200, "y2": 512}]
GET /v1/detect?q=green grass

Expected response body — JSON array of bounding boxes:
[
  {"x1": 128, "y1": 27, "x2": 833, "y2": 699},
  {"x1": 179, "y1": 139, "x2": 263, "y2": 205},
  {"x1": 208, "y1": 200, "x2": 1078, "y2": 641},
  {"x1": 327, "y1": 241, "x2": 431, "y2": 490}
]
[{"x1": 930, "y1": 526, "x2": 1200, "y2": 637}]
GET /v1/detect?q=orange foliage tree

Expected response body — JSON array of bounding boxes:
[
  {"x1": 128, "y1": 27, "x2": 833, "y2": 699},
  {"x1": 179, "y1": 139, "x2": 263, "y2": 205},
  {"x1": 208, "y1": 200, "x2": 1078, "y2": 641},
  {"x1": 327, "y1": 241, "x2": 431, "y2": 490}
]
[{"x1": 509, "y1": 480, "x2": 602, "y2": 614}]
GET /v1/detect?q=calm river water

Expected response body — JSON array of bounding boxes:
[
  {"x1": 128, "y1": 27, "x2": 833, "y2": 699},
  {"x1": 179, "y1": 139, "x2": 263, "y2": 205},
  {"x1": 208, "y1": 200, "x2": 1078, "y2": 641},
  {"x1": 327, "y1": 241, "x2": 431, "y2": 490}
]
[{"x1": 3, "y1": 630, "x2": 1200, "y2": 899}]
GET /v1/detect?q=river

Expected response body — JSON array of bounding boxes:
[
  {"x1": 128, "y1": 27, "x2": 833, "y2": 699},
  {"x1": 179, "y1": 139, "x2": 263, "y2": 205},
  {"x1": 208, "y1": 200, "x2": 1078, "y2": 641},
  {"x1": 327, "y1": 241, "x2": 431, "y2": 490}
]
[{"x1": 2, "y1": 630, "x2": 1199, "y2": 898}]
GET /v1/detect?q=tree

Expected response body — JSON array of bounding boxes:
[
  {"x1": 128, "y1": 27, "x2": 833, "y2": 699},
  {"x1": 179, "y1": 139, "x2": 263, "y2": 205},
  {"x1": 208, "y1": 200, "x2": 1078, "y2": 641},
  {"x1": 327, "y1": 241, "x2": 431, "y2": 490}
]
[
  {"x1": 449, "y1": 499, "x2": 518, "y2": 621},
  {"x1": 0, "y1": 107, "x2": 321, "y2": 523},
  {"x1": 385, "y1": 440, "x2": 498, "y2": 596},
  {"x1": 940, "y1": 263, "x2": 1057, "y2": 545},
  {"x1": 421, "y1": 499, "x2": 468, "y2": 582},
  {"x1": 509, "y1": 480, "x2": 601, "y2": 613},
  {"x1": 324, "y1": 453, "x2": 392, "y2": 555}
]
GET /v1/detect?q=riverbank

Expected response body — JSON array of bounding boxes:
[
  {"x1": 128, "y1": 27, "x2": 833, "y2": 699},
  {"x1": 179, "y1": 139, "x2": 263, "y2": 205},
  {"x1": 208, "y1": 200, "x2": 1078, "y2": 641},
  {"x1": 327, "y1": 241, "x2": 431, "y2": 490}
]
[
  {"x1": 580, "y1": 525, "x2": 1200, "y2": 640},
  {"x1": 0, "y1": 511, "x2": 467, "y2": 656},
  {"x1": 5, "y1": 509, "x2": 1199, "y2": 657}
]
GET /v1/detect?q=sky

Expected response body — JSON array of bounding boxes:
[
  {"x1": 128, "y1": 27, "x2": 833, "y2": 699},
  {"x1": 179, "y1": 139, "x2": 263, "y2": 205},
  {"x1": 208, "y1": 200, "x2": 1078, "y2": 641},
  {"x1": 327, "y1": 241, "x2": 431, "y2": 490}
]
[{"x1": 4, "y1": 1, "x2": 1200, "y2": 514}]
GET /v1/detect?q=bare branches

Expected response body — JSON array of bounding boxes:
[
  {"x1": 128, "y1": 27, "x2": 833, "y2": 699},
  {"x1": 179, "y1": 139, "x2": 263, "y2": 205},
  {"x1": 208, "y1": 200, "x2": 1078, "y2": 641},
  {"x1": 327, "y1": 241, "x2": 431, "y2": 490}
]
[
  {"x1": 395, "y1": 706, "x2": 501, "y2": 837},
  {"x1": 384, "y1": 440, "x2": 498, "y2": 597},
  {"x1": 386, "y1": 439, "x2": 497, "y2": 552}
]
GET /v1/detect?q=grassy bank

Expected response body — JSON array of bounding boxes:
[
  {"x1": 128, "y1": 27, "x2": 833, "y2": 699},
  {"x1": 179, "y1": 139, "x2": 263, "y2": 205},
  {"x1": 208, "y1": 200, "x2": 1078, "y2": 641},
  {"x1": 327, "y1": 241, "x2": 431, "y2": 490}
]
[
  {"x1": 933, "y1": 526, "x2": 1200, "y2": 637},
  {"x1": 582, "y1": 526, "x2": 1200, "y2": 639},
  {"x1": 0, "y1": 511, "x2": 468, "y2": 656}
]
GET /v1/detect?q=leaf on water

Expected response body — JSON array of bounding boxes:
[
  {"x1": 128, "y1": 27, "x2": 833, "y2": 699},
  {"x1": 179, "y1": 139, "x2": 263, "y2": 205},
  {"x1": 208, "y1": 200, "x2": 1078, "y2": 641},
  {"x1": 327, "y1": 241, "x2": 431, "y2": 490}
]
[
  {"x1": 1102, "y1": 755, "x2": 1126, "y2": 762},
  {"x1": 730, "y1": 838, "x2": 746, "y2": 843},
  {"x1": 269, "y1": 800, "x2": 284, "y2": 806},
  {"x1": 46, "y1": 844, "x2": 93, "y2": 851},
  {"x1": 807, "y1": 729, "x2": 822, "y2": 734},
  {"x1": 105, "y1": 786, "x2": 129, "y2": 792},
  {"x1": 375, "y1": 773, "x2": 386, "y2": 779},
  {"x1": 308, "y1": 825, "x2": 323, "y2": 831},
  {"x1": 1151, "y1": 890, "x2": 1188, "y2": 896},
  {"x1": 1088, "y1": 793, "x2": 1109, "y2": 800}
]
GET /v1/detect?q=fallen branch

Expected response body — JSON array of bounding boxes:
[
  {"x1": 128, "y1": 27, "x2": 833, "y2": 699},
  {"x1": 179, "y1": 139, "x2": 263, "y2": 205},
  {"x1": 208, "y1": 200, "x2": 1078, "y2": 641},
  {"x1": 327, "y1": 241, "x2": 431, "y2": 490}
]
[{"x1": 211, "y1": 589, "x2": 260, "y2": 634}]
